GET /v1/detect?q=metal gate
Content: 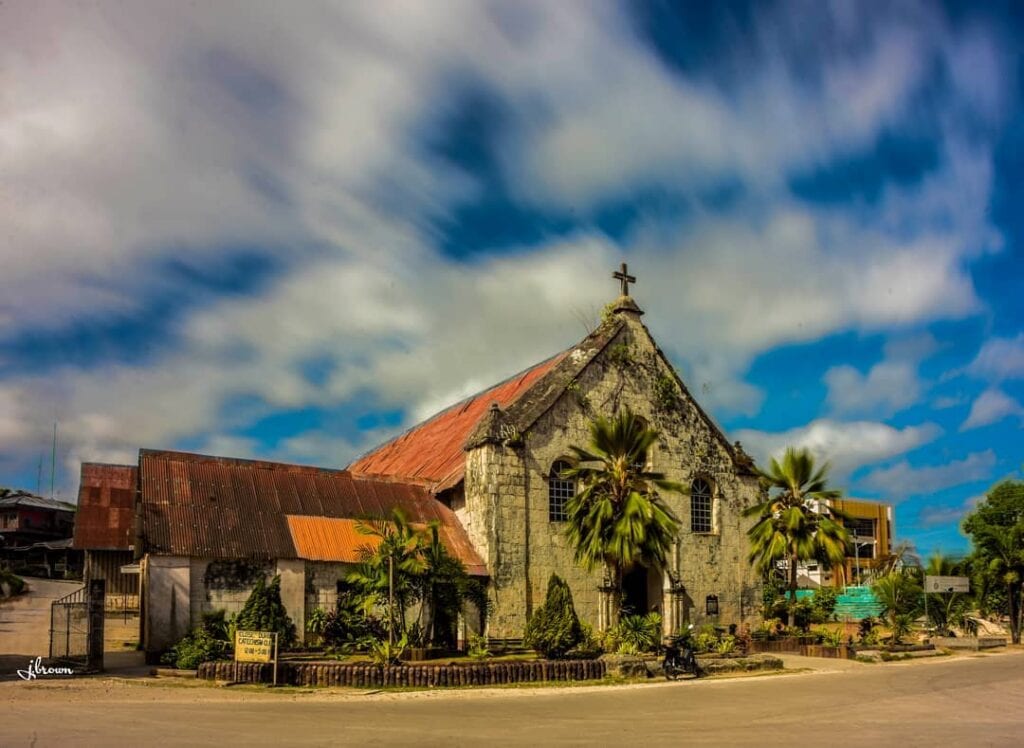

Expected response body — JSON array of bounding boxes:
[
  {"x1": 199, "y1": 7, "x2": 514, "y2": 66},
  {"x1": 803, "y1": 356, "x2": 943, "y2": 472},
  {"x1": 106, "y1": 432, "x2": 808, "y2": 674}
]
[{"x1": 50, "y1": 586, "x2": 88, "y2": 663}]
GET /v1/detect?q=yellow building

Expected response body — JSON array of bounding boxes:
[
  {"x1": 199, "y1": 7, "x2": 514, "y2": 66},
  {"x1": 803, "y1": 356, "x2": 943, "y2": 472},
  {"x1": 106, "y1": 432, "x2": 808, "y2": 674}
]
[{"x1": 828, "y1": 498, "x2": 894, "y2": 587}]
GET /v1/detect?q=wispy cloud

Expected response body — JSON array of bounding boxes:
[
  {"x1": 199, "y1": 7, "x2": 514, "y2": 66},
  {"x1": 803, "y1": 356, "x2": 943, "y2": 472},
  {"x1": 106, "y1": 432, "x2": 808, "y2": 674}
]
[
  {"x1": 734, "y1": 419, "x2": 942, "y2": 481},
  {"x1": 0, "y1": 1, "x2": 1016, "y2": 501},
  {"x1": 961, "y1": 388, "x2": 1024, "y2": 431},
  {"x1": 860, "y1": 451, "x2": 997, "y2": 500}
]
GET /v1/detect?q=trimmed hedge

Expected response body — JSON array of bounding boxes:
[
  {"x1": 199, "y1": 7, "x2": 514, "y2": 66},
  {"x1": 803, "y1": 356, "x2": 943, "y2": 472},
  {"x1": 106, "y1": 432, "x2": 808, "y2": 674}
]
[{"x1": 198, "y1": 658, "x2": 607, "y2": 687}]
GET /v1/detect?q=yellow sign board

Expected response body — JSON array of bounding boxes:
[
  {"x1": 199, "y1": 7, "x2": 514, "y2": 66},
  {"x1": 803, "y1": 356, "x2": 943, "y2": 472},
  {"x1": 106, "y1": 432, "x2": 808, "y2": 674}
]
[{"x1": 235, "y1": 630, "x2": 275, "y2": 663}]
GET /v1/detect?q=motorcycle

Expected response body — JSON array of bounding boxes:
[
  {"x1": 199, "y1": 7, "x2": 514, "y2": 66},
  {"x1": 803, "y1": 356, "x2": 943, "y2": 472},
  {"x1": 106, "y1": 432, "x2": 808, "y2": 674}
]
[{"x1": 662, "y1": 624, "x2": 703, "y2": 680}]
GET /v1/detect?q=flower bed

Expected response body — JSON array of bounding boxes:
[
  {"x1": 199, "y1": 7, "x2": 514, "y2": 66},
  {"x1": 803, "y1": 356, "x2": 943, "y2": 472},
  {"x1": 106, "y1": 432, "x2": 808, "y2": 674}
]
[{"x1": 197, "y1": 658, "x2": 607, "y2": 687}]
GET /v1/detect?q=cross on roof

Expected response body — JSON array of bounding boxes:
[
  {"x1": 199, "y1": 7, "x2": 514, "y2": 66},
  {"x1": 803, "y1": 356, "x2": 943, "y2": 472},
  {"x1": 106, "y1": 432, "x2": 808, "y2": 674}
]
[{"x1": 613, "y1": 262, "x2": 636, "y2": 297}]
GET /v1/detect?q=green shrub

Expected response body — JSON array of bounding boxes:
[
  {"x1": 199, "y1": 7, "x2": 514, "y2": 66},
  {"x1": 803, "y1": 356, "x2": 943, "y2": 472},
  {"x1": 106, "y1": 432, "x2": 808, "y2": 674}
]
[
  {"x1": 201, "y1": 609, "x2": 232, "y2": 642},
  {"x1": 0, "y1": 569, "x2": 26, "y2": 597},
  {"x1": 818, "y1": 627, "x2": 844, "y2": 648},
  {"x1": 572, "y1": 622, "x2": 603, "y2": 657},
  {"x1": 235, "y1": 575, "x2": 297, "y2": 648},
  {"x1": 524, "y1": 574, "x2": 582, "y2": 659},
  {"x1": 715, "y1": 634, "x2": 736, "y2": 655},
  {"x1": 161, "y1": 627, "x2": 229, "y2": 670},
  {"x1": 692, "y1": 624, "x2": 720, "y2": 654},
  {"x1": 307, "y1": 607, "x2": 328, "y2": 644},
  {"x1": 467, "y1": 635, "x2": 491, "y2": 660},
  {"x1": 322, "y1": 591, "x2": 385, "y2": 651},
  {"x1": 613, "y1": 613, "x2": 661, "y2": 654},
  {"x1": 369, "y1": 632, "x2": 408, "y2": 667}
]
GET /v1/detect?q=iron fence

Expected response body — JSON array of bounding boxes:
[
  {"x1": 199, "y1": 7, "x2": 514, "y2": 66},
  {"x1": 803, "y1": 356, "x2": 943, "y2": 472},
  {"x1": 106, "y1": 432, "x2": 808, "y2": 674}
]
[{"x1": 50, "y1": 586, "x2": 88, "y2": 663}]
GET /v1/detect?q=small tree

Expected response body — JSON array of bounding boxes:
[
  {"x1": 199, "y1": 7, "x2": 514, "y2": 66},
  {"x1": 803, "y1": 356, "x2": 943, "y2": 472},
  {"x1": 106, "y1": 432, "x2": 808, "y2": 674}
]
[
  {"x1": 524, "y1": 574, "x2": 582, "y2": 659},
  {"x1": 963, "y1": 480, "x2": 1024, "y2": 644},
  {"x1": 236, "y1": 575, "x2": 297, "y2": 648},
  {"x1": 871, "y1": 571, "x2": 922, "y2": 643}
]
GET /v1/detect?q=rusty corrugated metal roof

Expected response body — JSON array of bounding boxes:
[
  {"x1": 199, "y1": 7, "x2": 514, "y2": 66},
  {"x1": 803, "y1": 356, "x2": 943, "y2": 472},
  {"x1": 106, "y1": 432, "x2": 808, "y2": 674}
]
[
  {"x1": 72, "y1": 463, "x2": 137, "y2": 551},
  {"x1": 139, "y1": 450, "x2": 485, "y2": 572},
  {"x1": 286, "y1": 515, "x2": 487, "y2": 576},
  {"x1": 348, "y1": 352, "x2": 567, "y2": 489}
]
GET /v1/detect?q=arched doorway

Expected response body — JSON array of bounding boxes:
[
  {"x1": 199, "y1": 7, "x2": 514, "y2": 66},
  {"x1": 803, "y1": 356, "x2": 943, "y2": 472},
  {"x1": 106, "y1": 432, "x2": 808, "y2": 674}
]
[{"x1": 621, "y1": 565, "x2": 662, "y2": 616}]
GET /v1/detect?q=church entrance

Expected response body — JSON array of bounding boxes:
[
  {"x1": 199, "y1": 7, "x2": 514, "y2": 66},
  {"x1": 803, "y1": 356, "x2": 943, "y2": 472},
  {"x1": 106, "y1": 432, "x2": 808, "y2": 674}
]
[{"x1": 621, "y1": 565, "x2": 660, "y2": 616}]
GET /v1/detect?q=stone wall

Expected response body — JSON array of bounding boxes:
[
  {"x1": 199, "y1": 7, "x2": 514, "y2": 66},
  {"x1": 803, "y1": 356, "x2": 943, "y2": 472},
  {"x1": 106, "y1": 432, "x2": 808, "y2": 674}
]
[{"x1": 465, "y1": 309, "x2": 762, "y2": 638}]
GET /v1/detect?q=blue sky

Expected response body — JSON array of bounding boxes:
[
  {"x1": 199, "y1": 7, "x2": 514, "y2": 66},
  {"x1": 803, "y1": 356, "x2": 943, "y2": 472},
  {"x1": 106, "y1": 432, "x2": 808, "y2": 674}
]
[{"x1": 2, "y1": 1, "x2": 1022, "y2": 556}]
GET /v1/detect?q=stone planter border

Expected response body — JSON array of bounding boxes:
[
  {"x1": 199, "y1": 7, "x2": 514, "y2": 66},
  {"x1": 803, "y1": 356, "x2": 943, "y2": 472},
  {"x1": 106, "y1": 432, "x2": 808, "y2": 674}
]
[
  {"x1": 197, "y1": 658, "x2": 607, "y2": 688},
  {"x1": 748, "y1": 639, "x2": 850, "y2": 659}
]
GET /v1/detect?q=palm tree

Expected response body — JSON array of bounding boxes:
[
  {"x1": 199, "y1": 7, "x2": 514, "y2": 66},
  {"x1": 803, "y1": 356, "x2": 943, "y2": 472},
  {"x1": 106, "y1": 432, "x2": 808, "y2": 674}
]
[
  {"x1": 348, "y1": 509, "x2": 427, "y2": 640},
  {"x1": 744, "y1": 447, "x2": 849, "y2": 627},
  {"x1": 924, "y1": 552, "x2": 970, "y2": 636},
  {"x1": 415, "y1": 522, "x2": 470, "y2": 647},
  {"x1": 562, "y1": 408, "x2": 681, "y2": 627}
]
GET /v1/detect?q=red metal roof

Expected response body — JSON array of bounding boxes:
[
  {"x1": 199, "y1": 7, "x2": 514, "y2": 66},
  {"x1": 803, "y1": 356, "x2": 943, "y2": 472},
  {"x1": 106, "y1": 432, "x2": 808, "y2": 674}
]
[
  {"x1": 72, "y1": 463, "x2": 137, "y2": 551},
  {"x1": 139, "y1": 450, "x2": 485, "y2": 573},
  {"x1": 348, "y1": 352, "x2": 566, "y2": 489}
]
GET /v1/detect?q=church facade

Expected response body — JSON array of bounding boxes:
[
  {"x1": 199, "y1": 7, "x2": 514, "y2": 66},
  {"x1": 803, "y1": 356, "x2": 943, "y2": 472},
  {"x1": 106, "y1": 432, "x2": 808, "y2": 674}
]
[
  {"x1": 76, "y1": 271, "x2": 764, "y2": 654},
  {"x1": 351, "y1": 279, "x2": 763, "y2": 638}
]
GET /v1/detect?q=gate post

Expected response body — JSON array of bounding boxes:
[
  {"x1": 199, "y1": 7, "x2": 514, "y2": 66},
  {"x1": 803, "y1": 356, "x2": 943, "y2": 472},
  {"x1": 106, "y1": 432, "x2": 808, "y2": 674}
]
[{"x1": 87, "y1": 578, "x2": 106, "y2": 672}]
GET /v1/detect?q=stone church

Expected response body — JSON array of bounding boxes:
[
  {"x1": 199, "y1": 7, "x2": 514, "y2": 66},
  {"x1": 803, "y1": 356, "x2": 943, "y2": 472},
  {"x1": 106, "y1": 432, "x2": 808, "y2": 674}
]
[
  {"x1": 349, "y1": 267, "x2": 763, "y2": 638},
  {"x1": 74, "y1": 266, "x2": 763, "y2": 654}
]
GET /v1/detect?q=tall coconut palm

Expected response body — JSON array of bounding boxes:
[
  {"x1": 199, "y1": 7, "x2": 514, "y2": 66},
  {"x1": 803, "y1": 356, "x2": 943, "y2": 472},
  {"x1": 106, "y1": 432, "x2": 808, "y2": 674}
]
[
  {"x1": 744, "y1": 447, "x2": 849, "y2": 627},
  {"x1": 562, "y1": 408, "x2": 681, "y2": 626}
]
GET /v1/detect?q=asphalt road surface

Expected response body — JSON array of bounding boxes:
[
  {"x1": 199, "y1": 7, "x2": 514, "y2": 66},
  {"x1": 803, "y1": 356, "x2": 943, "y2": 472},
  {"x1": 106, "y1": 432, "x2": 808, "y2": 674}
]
[{"x1": 3, "y1": 651, "x2": 1023, "y2": 747}]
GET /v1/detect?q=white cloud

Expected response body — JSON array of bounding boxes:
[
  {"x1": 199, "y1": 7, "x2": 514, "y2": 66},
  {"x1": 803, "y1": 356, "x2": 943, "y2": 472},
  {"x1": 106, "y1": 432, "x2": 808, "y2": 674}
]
[
  {"x1": 916, "y1": 493, "x2": 984, "y2": 528},
  {"x1": 860, "y1": 450, "x2": 997, "y2": 499},
  {"x1": 733, "y1": 419, "x2": 942, "y2": 481},
  {"x1": 0, "y1": 2, "x2": 1013, "y2": 490},
  {"x1": 966, "y1": 334, "x2": 1024, "y2": 382},
  {"x1": 824, "y1": 334, "x2": 937, "y2": 416},
  {"x1": 961, "y1": 388, "x2": 1024, "y2": 431}
]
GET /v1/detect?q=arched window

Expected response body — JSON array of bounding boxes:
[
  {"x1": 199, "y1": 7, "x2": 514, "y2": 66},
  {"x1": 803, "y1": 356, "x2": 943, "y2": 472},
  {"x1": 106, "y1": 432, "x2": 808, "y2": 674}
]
[
  {"x1": 548, "y1": 460, "x2": 575, "y2": 522},
  {"x1": 691, "y1": 478, "x2": 713, "y2": 533}
]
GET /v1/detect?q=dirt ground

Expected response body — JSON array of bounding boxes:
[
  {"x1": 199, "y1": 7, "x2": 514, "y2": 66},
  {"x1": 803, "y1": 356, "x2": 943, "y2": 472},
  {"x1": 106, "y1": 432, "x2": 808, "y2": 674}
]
[{"x1": 0, "y1": 576, "x2": 84, "y2": 679}]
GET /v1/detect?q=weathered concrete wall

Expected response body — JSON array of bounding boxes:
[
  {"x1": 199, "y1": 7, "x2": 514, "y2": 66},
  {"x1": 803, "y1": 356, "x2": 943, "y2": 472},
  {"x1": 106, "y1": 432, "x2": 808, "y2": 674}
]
[
  {"x1": 144, "y1": 554, "x2": 190, "y2": 653},
  {"x1": 277, "y1": 559, "x2": 306, "y2": 644},
  {"x1": 305, "y1": 561, "x2": 351, "y2": 616},
  {"x1": 467, "y1": 309, "x2": 762, "y2": 638},
  {"x1": 187, "y1": 558, "x2": 274, "y2": 628},
  {"x1": 183, "y1": 558, "x2": 346, "y2": 643}
]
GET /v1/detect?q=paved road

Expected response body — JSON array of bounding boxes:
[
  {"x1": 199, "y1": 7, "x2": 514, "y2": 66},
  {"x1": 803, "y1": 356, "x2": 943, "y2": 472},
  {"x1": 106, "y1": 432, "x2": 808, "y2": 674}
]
[
  {"x1": 0, "y1": 577, "x2": 83, "y2": 677},
  {"x1": 3, "y1": 651, "x2": 1023, "y2": 747}
]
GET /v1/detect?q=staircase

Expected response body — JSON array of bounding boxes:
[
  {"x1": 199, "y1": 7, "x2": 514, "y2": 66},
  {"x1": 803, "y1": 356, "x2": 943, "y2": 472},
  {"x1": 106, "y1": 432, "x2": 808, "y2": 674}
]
[{"x1": 834, "y1": 586, "x2": 883, "y2": 620}]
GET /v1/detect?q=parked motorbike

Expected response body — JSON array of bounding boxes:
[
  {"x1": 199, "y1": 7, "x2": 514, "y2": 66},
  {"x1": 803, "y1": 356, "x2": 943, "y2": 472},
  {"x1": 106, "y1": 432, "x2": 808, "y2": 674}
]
[{"x1": 662, "y1": 624, "x2": 703, "y2": 680}]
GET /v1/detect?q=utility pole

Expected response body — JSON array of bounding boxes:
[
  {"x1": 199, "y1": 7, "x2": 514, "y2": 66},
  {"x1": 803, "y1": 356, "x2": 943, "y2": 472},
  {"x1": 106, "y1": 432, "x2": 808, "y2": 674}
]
[
  {"x1": 851, "y1": 533, "x2": 861, "y2": 586},
  {"x1": 388, "y1": 555, "x2": 395, "y2": 646},
  {"x1": 50, "y1": 422, "x2": 57, "y2": 501}
]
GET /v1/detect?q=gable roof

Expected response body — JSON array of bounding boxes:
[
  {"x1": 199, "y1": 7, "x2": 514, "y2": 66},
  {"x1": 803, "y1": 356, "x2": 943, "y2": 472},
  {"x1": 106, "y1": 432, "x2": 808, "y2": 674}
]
[
  {"x1": 349, "y1": 301, "x2": 757, "y2": 491},
  {"x1": 138, "y1": 449, "x2": 485, "y2": 574},
  {"x1": 0, "y1": 492, "x2": 76, "y2": 513},
  {"x1": 347, "y1": 348, "x2": 579, "y2": 490},
  {"x1": 72, "y1": 463, "x2": 138, "y2": 551}
]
